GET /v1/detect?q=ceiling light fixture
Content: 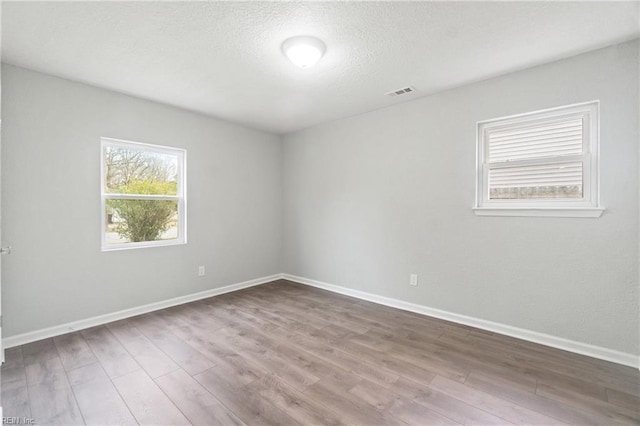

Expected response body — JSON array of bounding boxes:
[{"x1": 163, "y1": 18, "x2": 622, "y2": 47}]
[{"x1": 282, "y1": 36, "x2": 326, "y2": 69}]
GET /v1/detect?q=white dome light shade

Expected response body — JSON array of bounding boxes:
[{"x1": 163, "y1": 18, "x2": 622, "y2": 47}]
[{"x1": 282, "y1": 36, "x2": 326, "y2": 68}]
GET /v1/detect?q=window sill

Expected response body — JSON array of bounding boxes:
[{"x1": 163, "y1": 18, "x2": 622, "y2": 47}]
[
  {"x1": 472, "y1": 207, "x2": 605, "y2": 218},
  {"x1": 102, "y1": 240, "x2": 186, "y2": 251}
]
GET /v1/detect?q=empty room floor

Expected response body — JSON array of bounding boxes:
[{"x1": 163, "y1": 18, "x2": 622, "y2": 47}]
[{"x1": 2, "y1": 280, "x2": 639, "y2": 425}]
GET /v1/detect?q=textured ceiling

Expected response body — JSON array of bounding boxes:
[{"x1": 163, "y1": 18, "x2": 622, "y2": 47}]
[{"x1": 2, "y1": 1, "x2": 639, "y2": 134}]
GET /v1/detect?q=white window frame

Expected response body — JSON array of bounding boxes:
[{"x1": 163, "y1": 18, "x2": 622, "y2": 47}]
[
  {"x1": 101, "y1": 137, "x2": 187, "y2": 251},
  {"x1": 473, "y1": 101, "x2": 604, "y2": 218}
]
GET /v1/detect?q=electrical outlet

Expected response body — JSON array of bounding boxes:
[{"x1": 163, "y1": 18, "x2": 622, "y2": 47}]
[
  {"x1": 198, "y1": 266, "x2": 205, "y2": 276},
  {"x1": 410, "y1": 274, "x2": 418, "y2": 286}
]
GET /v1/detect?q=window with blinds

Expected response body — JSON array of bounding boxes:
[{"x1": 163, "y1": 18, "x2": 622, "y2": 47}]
[{"x1": 475, "y1": 101, "x2": 602, "y2": 217}]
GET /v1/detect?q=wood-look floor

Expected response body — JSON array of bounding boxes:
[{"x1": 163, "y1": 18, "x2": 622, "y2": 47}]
[{"x1": 2, "y1": 279, "x2": 639, "y2": 425}]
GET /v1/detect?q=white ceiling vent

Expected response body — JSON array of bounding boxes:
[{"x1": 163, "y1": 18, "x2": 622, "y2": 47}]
[{"x1": 385, "y1": 86, "x2": 416, "y2": 97}]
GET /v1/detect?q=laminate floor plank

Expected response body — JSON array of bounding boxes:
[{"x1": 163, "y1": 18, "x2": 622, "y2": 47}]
[
  {"x1": 106, "y1": 320, "x2": 180, "y2": 378},
  {"x1": 321, "y1": 323, "x2": 362, "y2": 338},
  {"x1": 402, "y1": 330, "x2": 543, "y2": 389},
  {"x1": 25, "y1": 356, "x2": 67, "y2": 387},
  {"x1": 437, "y1": 331, "x2": 550, "y2": 369},
  {"x1": 2, "y1": 384, "x2": 32, "y2": 420},
  {"x1": 160, "y1": 313, "x2": 270, "y2": 385},
  {"x1": 231, "y1": 292, "x2": 329, "y2": 331},
  {"x1": 215, "y1": 325, "x2": 320, "y2": 392},
  {"x1": 155, "y1": 368, "x2": 245, "y2": 426},
  {"x1": 269, "y1": 296, "x2": 371, "y2": 334},
  {"x1": 351, "y1": 371, "x2": 493, "y2": 426},
  {"x1": 3, "y1": 279, "x2": 638, "y2": 425},
  {"x1": 415, "y1": 340, "x2": 548, "y2": 391},
  {"x1": 129, "y1": 314, "x2": 216, "y2": 376},
  {"x1": 21, "y1": 338, "x2": 59, "y2": 367},
  {"x1": 273, "y1": 337, "x2": 354, "y2": 380},
  {"x1": 2, "y1": 363, "x2": 28, "y2": 391},
  {"x1": 26, "y1": 357, "x2": 84, "y2": 425},
  {"x1": 442, "y1": 329, "x2": 640, "y2": 399},
  {"x1": 199, "y1": 301, "x2": 284, "y2": 332},
  {"x1": 536, "y1": 381, "x2": 639, "y2": 424},
  {"x1": 607, "y1": 387, "x2": 640, "y2": 413},
  {"x1": 303, "y1": 327, "x2": 444, "y2": 385},
  {"x1": 162, "y1": 304, "x2": 229, "y2": 334},
  {"x1": 67, "y1": 363, "x2": 137, "y2": 426},
  {"x1": 213, "y1": 294, "x2": 303, "y2": 331},
  {"x1": 3, "y1": 346, "x2": 25, "y2": 368},
  {"x1": 468, "y1": 329, "x2": 639, "y2": 383},
  {"x1": 441, "y1": 331, "x2": 627, "y2": 399},
  {"x1": 348, "y1": 380, "x2": 404, "y2": 411},
  {"x1": 342, "y1": 312, "x2": 415, "y2": 338},
  {"x1": 430, "y1": 375, "x2": 570, "y2": 425},
  {"x1": 2, "y1": 361, "x2": 32, "y2": 420},
  {"x1": 464, "y1": 371, "x2": 613, "y2": 426},
  {"x1": 536, "y1": 373, "x2": 609, "y2": 402},
  {"x1": 288, "y1": 330, "x2": 402, "y2": 388},
  {"x1": 53, "y1": 332, "x2": 97, "y2": 372},
  {"x1": 248, "y1": 373, "x2": 345, "y2": 426},
  {"x1": 388, "y1": 376, "x2": 436, "y2": 400},
  {"x1": 80, "y1": 326, "x2": 140, "y2": 379},
  {"x1": 410, "y1": 385, "x2": 512, "y2": 425},
  {"x1": 387, "y1": 399, "x2": 461, "y2": 426},
  {"x1": 351, "y1": 299, "x2": 468, "y2": 336},
  {"x1": 275, "y1": 290, "x2": 359, "y2": 312},
  {"x1": 112, "y1": 369, "x2": 190, "y2": 425},
  {"x1": 304, "y1": 375, "x2": 401, "y2": 425},
  {"x1": 381, "y1": 343, "x2": 470, "y2": 383},
  {"x1": 347, "y1": 327, "x2": 401, "y2": 350},
  {"x1": 205, "y1": 306, "x2": 356, "y2": 384},
  {"x1": 194, "y1": 367, "x2": 299, "y2": 426}
]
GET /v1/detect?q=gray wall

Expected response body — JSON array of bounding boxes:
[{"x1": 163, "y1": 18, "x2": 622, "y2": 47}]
[
  {"x1": 3, "y1": 41, "x2": 638, "y2": 358},
  {"x1": 282, "y1": 41, "x2": 640, "y2": 356},
  {"x1": 1, "y1": 64, "x2": 282, "y2": 337}
]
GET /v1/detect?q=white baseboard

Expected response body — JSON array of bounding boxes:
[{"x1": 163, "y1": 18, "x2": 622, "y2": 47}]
[
  {"x1": 4, "y1": 271, "x2": 637, "y2": 370},
  {"x1": 283, "y1": 273, "x2": 639, "y2": 369},
  {"x1": 2, "y1": 273, "x2": 284, "y2": 349}
]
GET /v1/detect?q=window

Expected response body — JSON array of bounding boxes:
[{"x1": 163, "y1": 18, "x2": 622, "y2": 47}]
[
  {"x1": 101, "y1": 138, "x2": 186, "y2": 250},
  {"x1": 474, "y1": 101, "x2": 603, "y2": 217}
]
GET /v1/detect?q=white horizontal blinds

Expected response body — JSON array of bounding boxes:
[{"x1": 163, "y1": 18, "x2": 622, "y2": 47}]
[
  {"x1": 490, "y1": 163, "x2": 583, "y2": 188},
  {"x1": 485, "y1": 115, "x2": 587, "y2": 201},
  {"x1": 488, "y1": 118, "x2": 583, "y2": 163},
  {"x1": 489, "y1": 163, "x2": 583, "y2": 199}
]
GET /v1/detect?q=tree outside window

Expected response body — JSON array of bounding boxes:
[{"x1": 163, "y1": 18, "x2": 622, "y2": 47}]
[{"x1": 101, "y1": 138, "x2": 186, "y2": 250}]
